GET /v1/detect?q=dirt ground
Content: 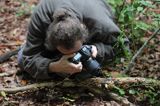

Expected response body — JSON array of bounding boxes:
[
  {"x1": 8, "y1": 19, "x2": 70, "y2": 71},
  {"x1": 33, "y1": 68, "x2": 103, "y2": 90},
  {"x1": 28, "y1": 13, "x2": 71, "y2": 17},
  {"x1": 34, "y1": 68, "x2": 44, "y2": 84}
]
[{"x1": 0, "y1": 0, "x2": 159, "y2": 106}]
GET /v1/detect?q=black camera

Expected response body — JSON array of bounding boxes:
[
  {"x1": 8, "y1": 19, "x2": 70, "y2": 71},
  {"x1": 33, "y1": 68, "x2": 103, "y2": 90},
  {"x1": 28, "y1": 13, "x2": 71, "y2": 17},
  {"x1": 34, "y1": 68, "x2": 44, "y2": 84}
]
[{"x1": 69, "y1": 45, "x2": 102, "y2": 77}]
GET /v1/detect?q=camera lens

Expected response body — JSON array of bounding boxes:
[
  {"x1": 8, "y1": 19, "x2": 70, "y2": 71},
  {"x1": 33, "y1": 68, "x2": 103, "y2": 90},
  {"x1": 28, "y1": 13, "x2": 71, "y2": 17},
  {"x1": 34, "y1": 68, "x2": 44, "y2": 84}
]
[{"x1": 83, "y1": 58, "x2": 101, "y2": 76}]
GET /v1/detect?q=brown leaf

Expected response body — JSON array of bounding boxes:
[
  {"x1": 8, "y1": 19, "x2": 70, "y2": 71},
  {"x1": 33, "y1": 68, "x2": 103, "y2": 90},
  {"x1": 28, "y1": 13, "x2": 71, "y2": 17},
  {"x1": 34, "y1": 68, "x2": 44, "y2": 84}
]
[{"x1": 20, "y1": 80, "x2": 28, "y2": 86}]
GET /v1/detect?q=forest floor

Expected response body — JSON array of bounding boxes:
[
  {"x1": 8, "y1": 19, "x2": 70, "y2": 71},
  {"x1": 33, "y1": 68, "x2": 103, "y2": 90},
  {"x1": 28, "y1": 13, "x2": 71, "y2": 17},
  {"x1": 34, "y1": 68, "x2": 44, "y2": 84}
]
[{"x1": 0, "y1": 0, "x2": 159, "y2": 106}]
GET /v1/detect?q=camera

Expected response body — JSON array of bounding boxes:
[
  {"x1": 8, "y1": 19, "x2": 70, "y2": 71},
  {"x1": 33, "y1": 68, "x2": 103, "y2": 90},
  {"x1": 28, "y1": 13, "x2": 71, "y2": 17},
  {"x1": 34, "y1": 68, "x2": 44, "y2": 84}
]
[{"x1": 69, "y1": 45, "x2": 102, "y2": 77}]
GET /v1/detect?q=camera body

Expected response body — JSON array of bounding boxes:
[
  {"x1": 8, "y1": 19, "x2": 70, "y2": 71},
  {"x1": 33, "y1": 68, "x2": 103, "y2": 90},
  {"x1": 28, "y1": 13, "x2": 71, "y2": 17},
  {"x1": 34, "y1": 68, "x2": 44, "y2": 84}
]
[{"x1": 69, "y1": 45, "x2": 101, "y2": 77}]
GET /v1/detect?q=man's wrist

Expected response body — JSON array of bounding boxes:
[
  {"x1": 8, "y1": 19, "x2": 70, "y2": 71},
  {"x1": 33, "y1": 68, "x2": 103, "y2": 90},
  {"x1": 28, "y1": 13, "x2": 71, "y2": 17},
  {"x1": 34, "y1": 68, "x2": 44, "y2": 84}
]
[{"x1": 91, "y1": 45, "x2": 98, "y2": 58}]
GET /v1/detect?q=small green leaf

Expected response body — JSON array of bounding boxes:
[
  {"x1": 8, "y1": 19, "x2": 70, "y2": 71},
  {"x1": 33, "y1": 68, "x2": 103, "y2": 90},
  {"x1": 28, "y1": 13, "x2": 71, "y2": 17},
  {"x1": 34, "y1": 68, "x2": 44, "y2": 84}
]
[
  {"x1": 135, "y1": 21, "x2": 150, "y2": 31},
  {"x1": 114, "y1": 86, "x2": 125, "y2": 96},
  {"x1": 119, "y1": 89, "x2": 125, "y2": 95},
  {"x1": 1, "y1": 91, "x2": 6, "y2": 98},
  {"x1": 129, "y1": 89, "x2": 136, "y2": 95},
  {"x1": 139, "y1": 0, "x2": 156, "y2": 8},
  {"x1": 137, "y1": 7, "x2": 143, "y2": 11}
]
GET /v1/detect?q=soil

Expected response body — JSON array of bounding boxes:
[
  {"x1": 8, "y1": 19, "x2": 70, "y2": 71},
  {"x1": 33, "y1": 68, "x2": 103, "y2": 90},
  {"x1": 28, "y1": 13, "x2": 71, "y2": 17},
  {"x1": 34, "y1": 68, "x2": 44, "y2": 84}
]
[{"x1": 0, "y1": 0, "x2": 159, "y2": 106}]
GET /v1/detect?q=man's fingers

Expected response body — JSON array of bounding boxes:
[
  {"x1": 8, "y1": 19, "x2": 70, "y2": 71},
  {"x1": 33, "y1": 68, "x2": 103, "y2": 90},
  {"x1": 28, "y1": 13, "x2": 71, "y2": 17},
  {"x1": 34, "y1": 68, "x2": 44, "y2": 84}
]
[
  {"x1": 91, "y1": 45, "x2": 97, "y2": 58},
  {"x1": 69, "y1": 62, "x2": 82, "y2": 73},
  {"x1": 92, "y1": 52, "x2": 97, "y2": 58},
  {"x1": 77, "y1": 62, "x2": 83, "y2": 70}
]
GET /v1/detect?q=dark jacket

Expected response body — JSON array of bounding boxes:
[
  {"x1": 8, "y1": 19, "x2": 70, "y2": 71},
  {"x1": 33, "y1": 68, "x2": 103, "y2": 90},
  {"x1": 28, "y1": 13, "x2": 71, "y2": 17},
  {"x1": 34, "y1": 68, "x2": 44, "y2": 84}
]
[{"x1": 20, "y1": 0, "x2": 120, "y2": 79}]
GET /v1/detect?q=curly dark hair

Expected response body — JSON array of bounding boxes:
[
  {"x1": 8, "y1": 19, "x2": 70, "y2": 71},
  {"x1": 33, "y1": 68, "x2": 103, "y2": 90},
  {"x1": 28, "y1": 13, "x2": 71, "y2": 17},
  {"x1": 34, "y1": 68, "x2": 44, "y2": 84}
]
[{"x1": 46, "y1": 9, "x2": 88, "y2": 50}]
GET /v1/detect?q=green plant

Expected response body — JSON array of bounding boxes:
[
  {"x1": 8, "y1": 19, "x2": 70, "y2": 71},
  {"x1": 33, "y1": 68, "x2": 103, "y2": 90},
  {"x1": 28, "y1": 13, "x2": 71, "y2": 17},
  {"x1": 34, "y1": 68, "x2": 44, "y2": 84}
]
[
  {"x1": 106, "y1": 0, "x2": 159, "y2": 64},
  {"x1": 16, "y1": 2, "x2": 36, "y2": 17},
  {"x1": 113, "y1": 86, "x2": 125, "y2": 96}
]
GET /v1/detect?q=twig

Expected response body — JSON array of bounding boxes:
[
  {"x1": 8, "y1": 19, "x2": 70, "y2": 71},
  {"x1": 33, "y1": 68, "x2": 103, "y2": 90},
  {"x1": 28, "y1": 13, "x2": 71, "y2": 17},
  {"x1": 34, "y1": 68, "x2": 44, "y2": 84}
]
[
  {"x1": 0, "y1": 43, "x2": 21, "y2": 47},
  {"x1": 0, "y1": 47, "x2": 20, "y2": 63},
  {"x1": 0, "y1": 72, "x2": 13, "y2": 77},
  {"x1": 124, "y1": 28, "x2": 160, "y2": 73},
  {"x1": 0, "y1": 82, "x2": 57, "y2": 94},
  {"x1": 109, "y1": 92, "x2": 136, "y2": 106}
]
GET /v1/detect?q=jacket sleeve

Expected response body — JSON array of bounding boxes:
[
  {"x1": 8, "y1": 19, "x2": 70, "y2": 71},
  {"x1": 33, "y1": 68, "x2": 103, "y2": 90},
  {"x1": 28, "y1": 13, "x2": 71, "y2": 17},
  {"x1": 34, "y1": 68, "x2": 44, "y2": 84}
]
[
  {"x1": 92, "y1": 0, "x2": 131, "y2": 63},
  {"x1": 94, "y1": 19, "x2": 120, "y2": 63},
  {"x1": 93, "y1": 36, "x2": 118, "y2": 63},
  {"x1": 91, "y1": 25, "x2": 120, "y2": 63},
  {"x1": 85, "y1": 12, "x2": 120, "y2": 62},
  {"x1": 21, "y1": 2, "x2": 56, "y2": 80},
  {"x1": 84, "y1": 0, "x2": 121, "y2": 63}
]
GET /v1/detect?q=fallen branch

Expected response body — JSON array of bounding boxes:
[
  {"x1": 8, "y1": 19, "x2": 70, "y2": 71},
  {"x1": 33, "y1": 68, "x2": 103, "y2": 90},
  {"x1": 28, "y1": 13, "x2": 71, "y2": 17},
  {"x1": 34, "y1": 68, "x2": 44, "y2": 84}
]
[
  {"x1": 0, "y1": 81, "x2": 59, "y2": 94},
  {"x1": 0, "y1": 72, "x2": 13, "y2": 77},
  {"x1": 0, "y1": 77, "x2": 159, "y2": 94},
  {"x1": 0, "y1": 77, "x2": 159, "y2": 105},
  {"x1": 108, "y1": 92, "x2": 135, "y2": 106},
  {"x1": 125, "y1": 28, "x2": 160, "y2": 73}
]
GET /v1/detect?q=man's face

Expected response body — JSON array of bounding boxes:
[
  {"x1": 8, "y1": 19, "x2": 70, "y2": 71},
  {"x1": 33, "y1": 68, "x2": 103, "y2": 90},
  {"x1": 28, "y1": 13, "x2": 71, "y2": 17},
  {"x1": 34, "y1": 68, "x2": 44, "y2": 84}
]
[{"x1": 57, "y1": 40, "x2": 82, "y2": 55}]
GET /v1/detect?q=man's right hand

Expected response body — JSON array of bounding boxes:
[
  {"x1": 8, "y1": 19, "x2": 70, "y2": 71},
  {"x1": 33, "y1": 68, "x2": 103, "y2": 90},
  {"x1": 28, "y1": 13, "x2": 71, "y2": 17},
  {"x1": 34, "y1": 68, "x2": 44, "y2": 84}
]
[{"x1": 49, "y1": 54, "x2": 83, "y2": 74}]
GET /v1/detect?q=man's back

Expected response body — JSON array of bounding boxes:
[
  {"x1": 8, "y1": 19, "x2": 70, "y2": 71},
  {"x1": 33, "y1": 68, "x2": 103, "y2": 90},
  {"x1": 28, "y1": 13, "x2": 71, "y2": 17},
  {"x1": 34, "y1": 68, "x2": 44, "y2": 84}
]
[
  {"x1": 18, "y1": 0, "x2": 121, "y2": 80},
  {"x1": 31, "y1": 0, "x2": 120, "y2": 39}
]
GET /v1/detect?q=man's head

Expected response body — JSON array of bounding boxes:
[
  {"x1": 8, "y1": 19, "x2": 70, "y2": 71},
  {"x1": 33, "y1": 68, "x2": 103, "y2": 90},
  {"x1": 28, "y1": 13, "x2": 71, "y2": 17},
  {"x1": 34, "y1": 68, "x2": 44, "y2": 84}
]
[{"x1": 47, "y1": 9, "x2": 88, "y2": 54}]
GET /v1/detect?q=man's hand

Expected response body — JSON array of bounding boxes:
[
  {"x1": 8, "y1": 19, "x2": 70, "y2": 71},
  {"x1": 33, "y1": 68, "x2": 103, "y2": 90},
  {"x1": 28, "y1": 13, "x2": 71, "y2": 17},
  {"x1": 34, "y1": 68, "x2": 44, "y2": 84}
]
[
  {"x1": 49, "y1": 54, "x2": 83, "y2": 74},
  {"x1": 91, "y1": 45, "x2": 98, "y2": 58}
]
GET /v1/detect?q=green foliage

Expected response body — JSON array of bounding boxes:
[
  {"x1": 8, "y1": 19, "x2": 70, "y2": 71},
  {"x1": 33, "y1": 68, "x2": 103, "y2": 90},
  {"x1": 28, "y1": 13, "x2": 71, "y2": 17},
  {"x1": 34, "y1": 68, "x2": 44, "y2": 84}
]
[
  {"x1": 16, "y1": 2, "x2": 36, "y2": 17},
  {"x1": 128, "y1": 89, "x2": 136, "y2": 95},
  {"x1": 113, "y1": 86, "x2": 125, "y2": 96},
  {"x1": 106, "y1": 0, "x2": 159, "y2": 64},
  {"x1": 0, "y1": 91, "x2": 9, "y2": 101},
  {"x1": 107, "y1": 0, "x2": 159, "y2": 44},
  {"x1": 143, "y1": 90, "x2": 158, "y2": 104},
  {"x1": 106, "y1": 0, "x2": 123, "y2": 13},
  {"x1": 138, "y1": 89, "x2": 159, "y2": 105},
  {"x1": 126, "y1": 83, "x2": 160, "y2": 105},
  {"x1": 105, "y1": 0, "x2": 160, "y2": 105}
]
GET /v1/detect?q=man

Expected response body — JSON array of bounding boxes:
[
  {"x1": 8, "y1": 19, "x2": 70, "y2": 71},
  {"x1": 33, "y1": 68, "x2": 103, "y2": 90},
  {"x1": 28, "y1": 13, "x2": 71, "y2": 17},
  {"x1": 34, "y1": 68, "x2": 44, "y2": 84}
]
[{"x1": 18, "y1": 0, "x2": 121, "y2": 80}]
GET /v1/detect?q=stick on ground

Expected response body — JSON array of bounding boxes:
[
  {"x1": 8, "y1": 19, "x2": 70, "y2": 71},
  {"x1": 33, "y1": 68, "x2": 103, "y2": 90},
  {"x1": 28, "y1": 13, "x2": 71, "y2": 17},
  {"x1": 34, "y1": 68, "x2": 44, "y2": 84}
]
[
  {"x1": 125, "y1": 28, "x2": 160, "y2": 73},
  {"x1": 0, "y1": 48, "x2": 20, "y2": 63}
]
